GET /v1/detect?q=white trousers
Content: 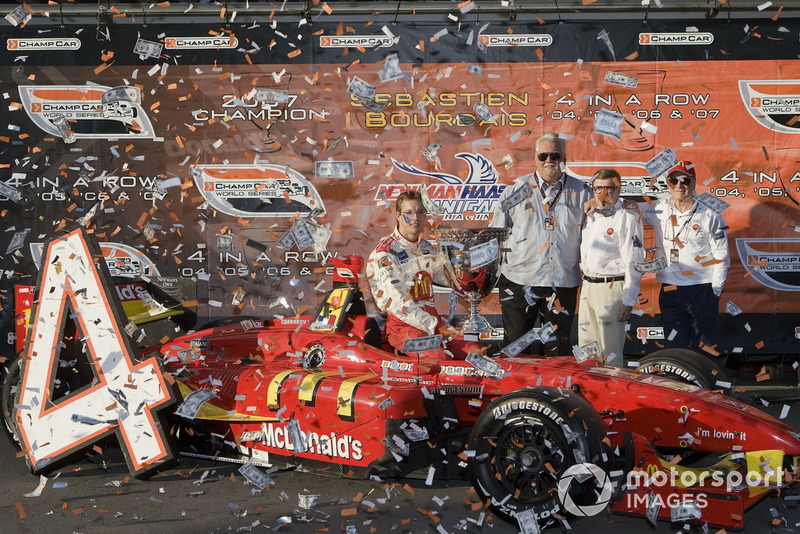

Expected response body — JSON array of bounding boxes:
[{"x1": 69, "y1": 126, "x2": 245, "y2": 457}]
[{"x1": 578, "y1": 279, "x2": 627, "y2": 367}]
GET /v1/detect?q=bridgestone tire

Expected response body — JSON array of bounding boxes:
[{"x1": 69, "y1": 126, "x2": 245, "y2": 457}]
[
  {"x1": 468, "y1": 388, "x2": 608, "y2": 526},
  {"x1": 635, "y1": 348, "x2": 729, "y2": 391}
]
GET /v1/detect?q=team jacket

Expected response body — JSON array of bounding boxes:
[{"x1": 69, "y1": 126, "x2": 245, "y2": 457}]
[
  {"x1": 490, "y1": 171, "x2": 591, "y2": 288},
  {"x1": 580, "y1": 199, "x2": 645, "y2": 307},
  {"x1": 367, "y1": 228, "x2": 450, "y2": 335},
  {"x1": 644, "y1": 197, "x2": 730, "y2": 293}
]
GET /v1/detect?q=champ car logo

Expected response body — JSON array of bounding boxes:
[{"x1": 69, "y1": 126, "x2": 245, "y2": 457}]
[
  {"x1": 164, "y1": 36, "x2": 238, "y2": 49},
  {"x1": 191, "y1": 164, "x2": 326, "y2": 218},
  {"x1": 319, "y1": 35, "x2": 394, "y2": 48},
  {"x1": 18, "y1": 85, "x2": 156, "y2": 139},
  {"x1": 478, "y1": 34, "x2": 553, "y2": 47},
  {"x1": 30, "y1": 241, "x2": 160, "y2": 278},
  {"x1": 739, "y1": 80, "x2": 800, "y2": 134},
  {"x1": 736, "y1": 238, "x2": 800, "y2": 291},
  {"x1": 638, "y1": 33, "x2": 714, "y2": 45}
]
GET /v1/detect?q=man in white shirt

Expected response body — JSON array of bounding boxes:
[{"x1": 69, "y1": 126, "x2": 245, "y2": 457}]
[
  {"x1": 644, "y1": 160, "x2": 730, "y2": 351},
  {"x1": 490, "y1": 133, "x2": 591, "y2": 355},
  {"x1": 578, "y1": 169, "x2": 645, "y2": 366}
]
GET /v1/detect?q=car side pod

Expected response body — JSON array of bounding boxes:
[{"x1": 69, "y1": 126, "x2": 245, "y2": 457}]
[{"x1": 614, "y1": 432, "x2": 789, "y2": 530}]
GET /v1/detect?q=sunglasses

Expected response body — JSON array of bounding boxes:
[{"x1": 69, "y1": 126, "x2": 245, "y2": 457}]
[
  {"x1": 592, "y1": 185, "x2": 618, "y2": 193},
  {"x1": 667, "y1": 176, "x2": 693, "y2": 185},
  {"x1": 537, "y1": 152, "x2": 562, "y2": 162}
]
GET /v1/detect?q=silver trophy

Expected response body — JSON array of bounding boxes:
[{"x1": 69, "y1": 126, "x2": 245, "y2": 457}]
[{"x1": 438, "y1": 228, "x2": 510, "y2": 333}]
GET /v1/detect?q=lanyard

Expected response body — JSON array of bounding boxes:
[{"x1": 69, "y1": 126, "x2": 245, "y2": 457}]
[
  {"x1": 535, "y1": 172, "x2": 566, "y2": 209},
  {"x1": 666, "y1": 202, "x2": 698, "y2": 244}
]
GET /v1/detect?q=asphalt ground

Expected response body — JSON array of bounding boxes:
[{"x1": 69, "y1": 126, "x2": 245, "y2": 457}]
[{"x1": 3, "y1": 399, "x2": 800, "y2": 534}]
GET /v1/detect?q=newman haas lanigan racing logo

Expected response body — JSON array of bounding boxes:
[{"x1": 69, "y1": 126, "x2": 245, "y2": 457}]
[{"x1": 386, "y1": 153, "x2": 505, "y2": 221}]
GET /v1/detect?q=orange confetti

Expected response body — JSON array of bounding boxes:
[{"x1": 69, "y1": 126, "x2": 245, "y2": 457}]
[
  {"x1": 287, "y1": 49, "x2": 302, "y2": 58},
  {"x1": 15, "y1": 501, "x2": 26, "y2": 519}
]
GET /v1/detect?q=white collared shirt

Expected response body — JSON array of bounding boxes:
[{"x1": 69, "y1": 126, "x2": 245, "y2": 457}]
[
  {"x1": 490, "y1": 171, "x2": 591, "y2": 287},
  {"x1": 580, "y1": 199, "x2": 645, "y2": 306},
  {"x1": 643, "y1": 197, "x2": 730, "y2": 292}
]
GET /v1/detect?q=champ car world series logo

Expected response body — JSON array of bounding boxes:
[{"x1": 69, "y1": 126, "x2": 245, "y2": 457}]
[
  {"x1": 19, "y1": 85, "x2": 156, "y2": 140},
  {"x1": 736, "y1": 238, "x2": 800, "y2": 291},
  {"x1": 739, "y1": 80, "x2": 800, "y2": 134},
  {"x1": 191, "y1": 164, "x2": 326, "y2": 218}
]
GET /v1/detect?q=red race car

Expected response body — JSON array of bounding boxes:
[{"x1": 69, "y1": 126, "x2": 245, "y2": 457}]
[{"x1": 5, "y1": 229, "x2": 800, "y2": 532}]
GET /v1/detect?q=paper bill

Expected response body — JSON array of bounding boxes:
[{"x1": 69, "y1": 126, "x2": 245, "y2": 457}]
[
  {"x1": 645, "y1": 147, "x2": 678, "y2": 178},
  {"x1": 238, "y1": 459, "x2": 272, "y2": 490},
  {"x1": 133, "y1": 37, "x2": 163, "y2": 59},
  {"x1": 101, "y1": 86, "x2": 142, "y2": 105},
  {"x1": 298, "y1": 493, "x2": 320, "y2": 508},
  {"x1": 420, "y1": 187, "x2": 442, "y2": 216},
  {"x1": 0, "y1": 181, "x2": 23, "y2": 202},
  {"x1": 473, "y1": 102, "x2": 499, "y2": 123},
  {"x1": 465, "y1": 352, "x2": 502, "y2": 378},
  {"x1": 500, "y1": 183, "x2": 533, "y2": 212},
  {"x1": 594, "y1": 108, "x2": 626, "y2": 140},
  {"x1": 23, "y1": 475, "x2": 48, "y2": 498},
  {"x1": 536, "y1": 322, "x2": 557, "y2": 344},
  {"x1": 252, "y1": 88, "x2": 289, "y2": 104},
  {"x1": 216, "y1": 233, "x2": 233, "y2": 252},
  {"x1": 476, "y1": 22, "x2": 490, "y2": 53},
  {"x1": 286, "y1": 419, "x2": 307, "y2": 453},
  {"x1": 457, "y1": 113, "x2": 477, "y2": 126},
  {"x1": 467, "y1": 63, "x2": 483, "y2": 75},
  {"x1": 378, "y1": 52, "x2": 405, "y2": 83},
  {"x1": 292, "y1": 219, "x2": 314, "y2": 251},
  {"x1": 52, "y1": 115, "x2": 75, "y2": 143},
  {"x1": 446, "y1": 290, "x2": 457, "y2": 326},
  {"x1": 501, "y1": 327, "x2": 540, "y2": 357},
  {"x1": 305, "y1": 219, "x2": 332, "y2": 256},
  {"x1": 6, "y1": 228, "x2": 30, "y2": 254},
  {"x1": 278, "y1": 229, "x2": 296, "y2": 250},
  {"x1": 402, "y1": 335, "x2": 442, "y2": 353},
  {"x1": 645, "y1": 490, "x2": 660, "y2": 525},
  {"x1": 378, "y1": 397, "x2": 394, "y2": 410},
  {"x1": 402, "y1": 424, "x2": 429, "y2": 442},
  {"x1": 725, "y1": 300, "x2": 743, "y2": 316},
  {"x1": 175, "y1": 388, "x2": 216, "y2": 420},
  {"x1": 72, "y1": 414, "x2": 114, "y2": 425},
  {"x1": 347, "y1": 76, "x2": 376, "y2": 100},
  {"x1": 422, "y1": 143, "x2": 442, "y2": 163},
  {"x1": 670, "y1": 499, "x2": 702, "y2": 522},
  {"x1": 603, "y1": 71, "x2": 639, "y2": 88},
  {"x1": 240, "y1": 429, "x2": 264, "y2": 442},
  {"x1": 315, "y1": 160, "x2": 354, "y2": 179},
  {"x1": 5, "y1": 5, "x2": 31, "y2": 27},
  {"x1": 231, "y1": 288, "x2": 245, "y2": 307},
  {"x1": 694, "y1": 192, "x2": 730, "y2": 214},
  {"x1": 573, "y1": 341, "x2": 601, "y2": 363},
  {"x1": 515, "y1": 507, "x2": 542, "y2": 534},
  {"x1": 355, "y1": 96, "x2": 387, "y2": 113},
  {"x1": 633, "y1": 256, "x2": 667, "y2": 273},
  {"x1": 468, "y1": 238, "x2": 499, "y2": 270}
]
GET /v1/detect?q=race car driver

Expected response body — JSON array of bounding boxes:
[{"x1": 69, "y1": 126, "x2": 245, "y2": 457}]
[{"x1": 366, "y1": 190, "x2": 456, "y2": 352}]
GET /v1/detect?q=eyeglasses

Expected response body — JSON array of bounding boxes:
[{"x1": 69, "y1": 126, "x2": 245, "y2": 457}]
[
  {"x1": 400, "y1": 210, "x2": 427, "y2": 218},
  {"x1": 667, "y1": 176, "x2": 693, "y2": 185},
  {"x1": 537, "y1": 152, "x2": 562, "y2": 162},
  {"x1": 592, "y1": 185, "x2": 618, "y2": 193}
]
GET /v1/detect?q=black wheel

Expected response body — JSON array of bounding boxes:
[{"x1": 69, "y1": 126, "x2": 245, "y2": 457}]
[
  {"x1": 468, "y1": 388, "x2": 608, "y2": 526},
  {"x1": 636, "y1": 348, "x2": 729, "y2": 391},
  {"x1": 1, "y1": 356, "x2": 23, "y2": 449}
]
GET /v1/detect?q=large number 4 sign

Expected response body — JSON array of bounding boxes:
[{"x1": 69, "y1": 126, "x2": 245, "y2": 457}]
[{"x1": 12, "y1": 228, "x2": 177, "y2": 478}]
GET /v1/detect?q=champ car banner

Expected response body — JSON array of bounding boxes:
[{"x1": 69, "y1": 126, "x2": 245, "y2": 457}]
[{"x1": 1, "y1": 16, "x2": 798, "y2": 354}]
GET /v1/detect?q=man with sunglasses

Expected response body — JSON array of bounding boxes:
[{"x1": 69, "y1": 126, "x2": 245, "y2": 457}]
[
  {"x1": 367, "y1": 190, "x2": 455, "y2": 352},
  {"x1": 490, "y1": 132, "x2": 591, "y2": 355},
  {"x1": 578, "y1": 169, "x2": 645, "y2": 366},
  {"x1": 645, "y1": 160, "x2": 730, "y2": 352}
]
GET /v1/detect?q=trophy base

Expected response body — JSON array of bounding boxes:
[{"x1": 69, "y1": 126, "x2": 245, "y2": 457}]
[{"x1": 459, "y1": 314, "x2": 493, "y2": 334}]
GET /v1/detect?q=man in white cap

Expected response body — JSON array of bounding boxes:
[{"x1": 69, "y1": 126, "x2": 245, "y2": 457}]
[
  {"x1": 645, "y1": 160, "x2": 730, "y2": 351},
  {"x1": 578, "y1": 168, "x2": 645, "y2": 366}
]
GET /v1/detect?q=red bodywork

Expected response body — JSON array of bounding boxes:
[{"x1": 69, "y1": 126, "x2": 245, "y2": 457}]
[{"x1": 148, "y1": 311, "x2": 800, "y2": 530}]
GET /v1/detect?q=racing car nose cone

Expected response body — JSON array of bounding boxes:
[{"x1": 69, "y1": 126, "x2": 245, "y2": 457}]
[{"x1": 520, "y1": 447, "x2": 543, "y2": 470}]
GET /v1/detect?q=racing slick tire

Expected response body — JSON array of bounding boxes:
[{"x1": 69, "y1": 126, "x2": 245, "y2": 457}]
[
  {"x1": 468, "y1": 388, "x2": 609, "y2": 526},
  {"x1": 635, "y1": 348, "x2": 729, "y2": 391},
  {"x1": 1, "y1": 356, "x2": 23, "y2": 449}
]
